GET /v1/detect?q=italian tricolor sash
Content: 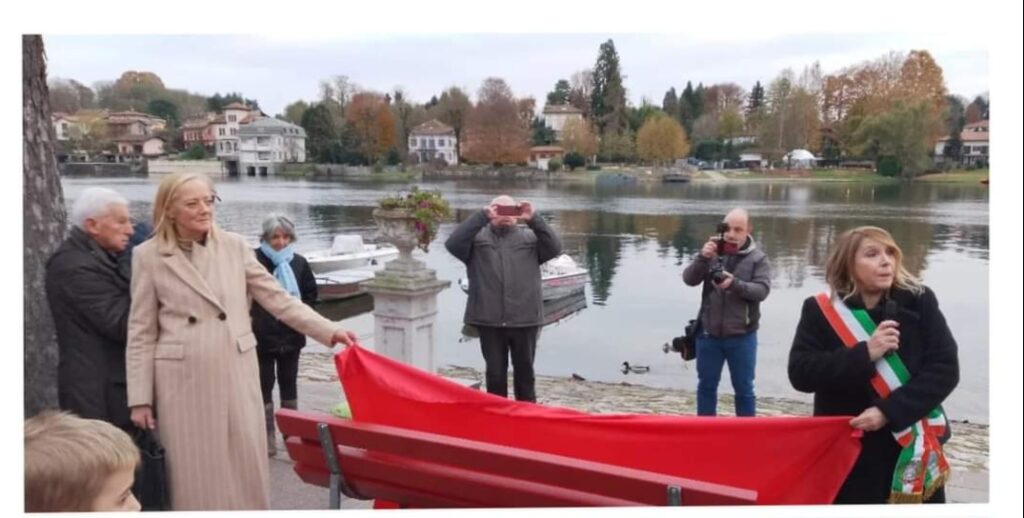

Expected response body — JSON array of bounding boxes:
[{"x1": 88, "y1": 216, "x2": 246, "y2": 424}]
[{"x1": 813, "y1": 292, "x2": 950, "y2": 503}]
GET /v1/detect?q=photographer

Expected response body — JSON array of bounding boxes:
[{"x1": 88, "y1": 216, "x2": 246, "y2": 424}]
[
  {"x1": 682, "y1": 208, "x2": 771, "y2": 416},
  {"x1": 445, "y1": 195, "x2": 563, "y2": 402}
]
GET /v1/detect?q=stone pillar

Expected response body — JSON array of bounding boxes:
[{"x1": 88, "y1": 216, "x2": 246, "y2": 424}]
[{"x1": 364, "y1": 208, "x2": 450, "y2": 373}]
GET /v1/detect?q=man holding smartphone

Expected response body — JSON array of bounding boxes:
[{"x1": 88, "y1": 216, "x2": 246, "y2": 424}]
[
  {"x1": 445, "y1": 195, "x2": 563, "y2": 402},
  {"x1": 682, "y1": 208, "x2": 772, "y2": 417}
]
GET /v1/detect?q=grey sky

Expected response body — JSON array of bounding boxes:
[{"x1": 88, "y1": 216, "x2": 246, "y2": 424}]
[{"x1": 44, "y1": 33, "x2": 988, "y2": 117}]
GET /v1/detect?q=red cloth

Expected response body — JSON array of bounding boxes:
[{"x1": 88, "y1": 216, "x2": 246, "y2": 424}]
[{"x1": 336, "y1": 346, "x2": 861, "y2": 505}]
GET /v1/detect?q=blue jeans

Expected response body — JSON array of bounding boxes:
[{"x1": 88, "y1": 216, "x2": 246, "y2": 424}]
[{"x1": 696, "y1": 331, "x2": 757, "y2": 416}]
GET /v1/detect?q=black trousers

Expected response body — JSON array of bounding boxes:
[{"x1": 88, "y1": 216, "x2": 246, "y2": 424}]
[
  {"x1": 258, "y1": 349, "x2": 301, "y2": 403},
  {"x1": 477, "y1": 325, "x2": 540, "y2": 402}
]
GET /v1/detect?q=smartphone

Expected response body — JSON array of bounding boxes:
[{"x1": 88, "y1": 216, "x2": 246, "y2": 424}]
[{"x1": 495, "y1": 205, "x2": 523, "y2": 217}]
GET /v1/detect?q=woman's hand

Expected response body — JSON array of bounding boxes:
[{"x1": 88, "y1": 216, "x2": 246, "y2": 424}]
[
  {"x1": 849, "y1": 406, "x2": 888, "y2": 431},
  {"x1": 867, "y1": 320, "x2": 900, "y2": 361},
  {"x1": 131, "y1": 405, "x2": 156, "y2": 430},
  {"x1": 331, "y1": 329, "x2": 358, "y2": 348}
]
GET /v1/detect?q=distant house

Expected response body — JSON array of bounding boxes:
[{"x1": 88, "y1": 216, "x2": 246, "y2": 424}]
[
  {"x1": 105, "y1": 111, "x2": 166, "y2": 139},
  {"x1": 214, "y1": 102, "x2": 261, "y2": 175},
  {"x1": 935, "y1": 120, "x2": 989, "y2": 167},
  {"x1": 738, "y1": 153, "x2": 767, "y2": 168},
  {"x1": 115, "y1": 135, "x2": 165, "y2": 161},
  {"x1": 541, "y1": 104, "x2": 584, "y2": 140},
  {"x1": 237, "y1": 118, "x2": 307, "y2": 176},
  {"x1": 726, "y1": 135, "x2": 758, "y2": 146},
  {"x1": 528, "y1": 145, "x2": 565, "y2": 170},
  {"x1": 409, "y1": 119, "x2": 458, "y2": 165},
  {"x1": 52, "y1": 113, "x2": 82, "y2": 141},
  {"x1": 182, "y1": 115, "x2": 217, "y2": 153}
]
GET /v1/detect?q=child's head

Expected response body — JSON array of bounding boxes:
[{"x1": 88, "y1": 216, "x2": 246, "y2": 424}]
[{"x1": 25, "y1": 411, "x2": 141, "y2": 512}]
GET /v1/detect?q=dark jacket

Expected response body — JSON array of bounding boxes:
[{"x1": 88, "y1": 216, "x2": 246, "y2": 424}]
[
  {"x1": 788, "y1": 286, "x2": 960, "y2": 503},
  {"x1": 250, "y1": 248, "x2": 318, "y2": 356},
  {"x1": 45, "y1": 227, "x2": 132, "y2": 428},
  {"x1": 445, "y1": 210, "x2": 563, "y2": 328},
  {"x1": 682, "y1": 236, "x2": 771, "y2": 337}
]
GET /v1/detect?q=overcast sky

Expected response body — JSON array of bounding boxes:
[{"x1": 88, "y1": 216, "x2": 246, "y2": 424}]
[{"x1": 44, "y1": 32, "x2": 988, "y2": 117}]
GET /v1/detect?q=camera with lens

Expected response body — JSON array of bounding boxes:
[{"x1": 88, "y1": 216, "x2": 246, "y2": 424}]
[
  {"x1": 662, "y1": 317, "x2": 700, "y2": 361},
  {"x1": 708, "y1": 222, "x2": 732, "y2": 284}
]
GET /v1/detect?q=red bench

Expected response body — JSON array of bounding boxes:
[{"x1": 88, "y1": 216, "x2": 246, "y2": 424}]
[{"x1": 276, "y1": 408, "x2": 758, "y2": 508}]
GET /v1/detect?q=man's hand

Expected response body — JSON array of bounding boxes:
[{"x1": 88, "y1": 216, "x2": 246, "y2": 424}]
[
  {"x1": 700, "y1": 239, "x2": 719, "y2": 259},
  {"x1": 713, "y1": 270, "x2": 734, "y2": 290},
  {"x1": 518, "y1": 201, "x2": 535, "y2": 223},
  {"x1": 849, "y1": 406, "x2": 888, "y2": 431}
]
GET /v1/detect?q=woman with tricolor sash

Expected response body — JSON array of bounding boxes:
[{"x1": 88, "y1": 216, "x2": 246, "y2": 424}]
[{"x1": 788, "y1": 226, "x2": 959, "y2": 504}]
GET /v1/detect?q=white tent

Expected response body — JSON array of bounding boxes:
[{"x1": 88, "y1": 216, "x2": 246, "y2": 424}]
[{"x1": 783, "y1": 149, "x2": 818, "y2": 169}]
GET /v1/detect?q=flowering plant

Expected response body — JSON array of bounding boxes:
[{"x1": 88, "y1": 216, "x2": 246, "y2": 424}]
[{"x1": 376, "y1": 187, "x2": 451, "y2": 252}]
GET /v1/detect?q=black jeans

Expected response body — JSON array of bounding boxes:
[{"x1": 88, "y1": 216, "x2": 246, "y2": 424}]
[
  {"x1": 258, "y1": 349, "x2": 301, "y2": 403},
  {"x1": 477, "y1": 326, "x2": 540, "y2": 402}
]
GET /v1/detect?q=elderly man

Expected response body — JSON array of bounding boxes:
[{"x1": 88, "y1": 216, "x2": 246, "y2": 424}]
[
  {"x1": 445, "y1": 195, "x2": 563, "y2": 402},
  {"x1": 45, "y1": 187, "x2": 135, "y2": 428},
  {"x1": 682, "y1": 208, "x2": 772, "y2": 417}
]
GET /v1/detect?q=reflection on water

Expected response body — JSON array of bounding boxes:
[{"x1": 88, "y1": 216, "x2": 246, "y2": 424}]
[{"x1": 59, "y1": 176, "x2": 989, "y2": 423}]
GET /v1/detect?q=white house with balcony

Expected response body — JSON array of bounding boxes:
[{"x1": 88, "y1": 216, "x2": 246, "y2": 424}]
[
  {"x1": 935, "y1": 120, "x2": 989, "y2": 167},
  {"x1": 214, "y1": 102, "x2": 260, "y2": 175},
  {"x1": 541, "y1": 104, "x2": 584, "y2": 140},
  {"x1": 409, "y1": 119, "x2": 458, "y2": 165},
  {"x1": 237, "y1": 118, "x2": 307, "y2": 176}
]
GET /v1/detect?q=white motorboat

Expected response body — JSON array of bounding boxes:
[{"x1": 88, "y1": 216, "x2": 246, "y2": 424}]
[
  {"x1": 458, "y1": 254, "x2": 589, "y2": 301},
  {"x1": 304, "y1": 235, "x2": 399, "y2": 274}
]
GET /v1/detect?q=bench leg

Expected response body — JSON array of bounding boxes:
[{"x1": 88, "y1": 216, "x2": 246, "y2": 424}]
[
  {"x1": 667, "y1": 485, "x2": 682, "y2": 506},
  {"x1": 318, "y1": 423, "x2": 343, "y2": 509}
]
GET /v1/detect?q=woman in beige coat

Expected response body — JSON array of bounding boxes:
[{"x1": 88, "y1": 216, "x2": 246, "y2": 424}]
[{"x1": 126, "y1": 173, "x2": 356, "y2": 510}]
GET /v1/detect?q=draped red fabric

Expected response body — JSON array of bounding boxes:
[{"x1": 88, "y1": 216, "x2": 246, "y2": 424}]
[{"x1": 336, "y1": 346, "x2": 861, "y2": 505}]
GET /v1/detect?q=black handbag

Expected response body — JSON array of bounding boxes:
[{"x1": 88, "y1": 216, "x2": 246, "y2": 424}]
[{"x1": 131, "y1": 428, "x2": 170, "y2": 511}]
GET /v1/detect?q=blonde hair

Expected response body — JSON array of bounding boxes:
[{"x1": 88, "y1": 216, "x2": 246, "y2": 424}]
[
  {"x1": 24, "y1": 411, "x2": 140, "y2": 512},
  {"x1": 151, "y1": 172, "x2": 217, "y2": 246},
  {"x1": 824, "y1": 226, "x2": 923, "y2": 299}
]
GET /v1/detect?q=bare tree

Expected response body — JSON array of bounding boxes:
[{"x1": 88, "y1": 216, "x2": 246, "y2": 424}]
[{"x1": 23, "y1": 35, "x2": 67, "y2": 417}]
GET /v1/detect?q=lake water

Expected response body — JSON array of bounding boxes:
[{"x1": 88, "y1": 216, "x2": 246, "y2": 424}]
[{"x1": 61, "y1": 175, "x2": 989, "y2": 423}]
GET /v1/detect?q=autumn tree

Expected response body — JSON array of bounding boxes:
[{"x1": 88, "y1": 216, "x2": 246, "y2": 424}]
[
  {"x1": 568, "y1": 69, "x2": 594, "y2": 119},
  {"x1": 463, "y1": 78, "x2": 529, "y2": 164},
  {"x1": 430, "y1": 86, "x2": 472, "y2": 157},
  {"x1": 852, "y1": 99, "x2": 940, "y2": 177},
  {"x1": 281, "y1": 100, "x2": 309, "y2": 125},
  {"x1": 636, "y1": 113, "x2": 690, "y2": 165},
  {"x1": 48, "y1": 78, "x2": 95, "y2": 113},
  {"x1": 591, "y1": 39, "x2": 628, "y2": 135},
  {"x1": 560, "y1": 118, "x2": 599, "y2": 160},
  {"x1": 598, "y1": 129, "x2": 636, "y2": 163},
  {"x1": 24, "y1": 35, "x2": 67, "y2": 416},
  {"x1": 345, "y1": 91, "x2": 396, "y2": 164},
  {"x1": 965, "y1": 93, "x2": 989, "y2": 123}
]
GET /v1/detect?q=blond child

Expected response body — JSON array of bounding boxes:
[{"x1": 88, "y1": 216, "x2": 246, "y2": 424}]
[{"x1": 25, "y1": 411, "x2": 141, "y2": 512}]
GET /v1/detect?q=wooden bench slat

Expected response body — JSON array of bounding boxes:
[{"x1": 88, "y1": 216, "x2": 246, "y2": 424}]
[{"x1": 277, "y1": 409, "x2": 758, "y2": 507}]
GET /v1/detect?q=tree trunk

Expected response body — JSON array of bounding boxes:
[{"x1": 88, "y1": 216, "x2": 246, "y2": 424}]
[{"x1": 23, "y1": 35, "x2": 67, "y2": 417}]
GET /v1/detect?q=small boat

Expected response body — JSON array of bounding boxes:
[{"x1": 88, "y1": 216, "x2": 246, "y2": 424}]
[
  {"x1": 315, "y1": 268, "x2": 378, "y2": 302},
  {"x1": 457, "y1": 254, "x2": 589, "y2": 301},
  {"x1": 305, "y1": 235, "x2": 399, "y2": 274},
  {"x1": 662, "y1": 172, "x2": 691, "y2": 183}
]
